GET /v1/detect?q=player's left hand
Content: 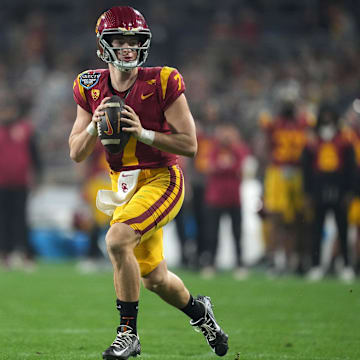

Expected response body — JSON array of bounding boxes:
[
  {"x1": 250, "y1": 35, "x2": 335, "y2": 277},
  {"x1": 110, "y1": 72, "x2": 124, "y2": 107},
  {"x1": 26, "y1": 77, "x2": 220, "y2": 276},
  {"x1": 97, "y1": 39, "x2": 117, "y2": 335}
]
[{"x1": 121, "y1": 105, "x2": 143, "y2": 139}]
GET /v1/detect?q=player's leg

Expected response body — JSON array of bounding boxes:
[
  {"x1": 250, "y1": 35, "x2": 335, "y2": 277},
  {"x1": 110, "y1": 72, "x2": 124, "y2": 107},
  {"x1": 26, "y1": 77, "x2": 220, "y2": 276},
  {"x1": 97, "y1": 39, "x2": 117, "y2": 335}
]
[
  {"x1": 347, "y1": 197, "x2": 360, "y2": 275},
  {"x1": 294, "y1": 211, "x2": 312, "y2": 275},
  {"x1": 334, "y1": 202, "x2": 355, "y2": 282},
  {"x1": 0, "y1": 188, "x2": 12, "y2": 268},
  {"x1": 200, "y1": 205, "x2": 221, "y2": 277},
  {"x1": 142, "y1": 260, "x2": 229, "y2": 356},
  {"x1": 263, "y1": 165, "x2": 288, "y2": 274},
  {"x1": 106, "y1": 222, "x2": 141, "y2": 302},
  {"x1": 142, "y1": 260, "x2": 190, "y2": 307},
  {"x1": 13, "y1": 188, "x2": 35, "y2": 269},
  {"x1": 229, "y1": 206, "x2": 242, "y2": 267},
  {"x1": 130, "y1": 166, "x2": 228, "y2": 356},
  {"x1": 229, "y1": 205, "x2": 248, "y2": 280},
  {"x1": 103, "y1": 166, "x2": 184, "y2": 359},
  {"x1": 307, "y1": 202, "x2": 327, "y2": 281},
  {"x1": 192, "y1": 183, "x2": 207, "y2": 268},
  {"x1": 102, "y1": 222, "x2": 141, "y2": 360},
  {"x1": 355, "y1": 227, "x2": 360, "y2": 275}
]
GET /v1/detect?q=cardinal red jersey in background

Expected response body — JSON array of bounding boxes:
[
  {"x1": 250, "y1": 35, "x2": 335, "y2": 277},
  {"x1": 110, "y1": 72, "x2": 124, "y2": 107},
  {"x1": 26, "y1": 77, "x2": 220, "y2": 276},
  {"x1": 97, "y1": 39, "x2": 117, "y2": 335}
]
[
  {"x1": 0, "y1": 119, "x2": 35, "y2": 186},
  {"x1": 260, "y1": 114, "x2": 310, "y2": 166},
  {"x1": 205, "y1": 139, "x2": 250, "y2": 208}
]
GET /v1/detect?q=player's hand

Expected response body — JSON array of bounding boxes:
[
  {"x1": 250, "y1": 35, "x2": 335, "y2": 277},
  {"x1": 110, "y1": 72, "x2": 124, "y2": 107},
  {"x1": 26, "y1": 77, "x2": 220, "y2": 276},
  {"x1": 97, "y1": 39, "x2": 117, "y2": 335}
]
[
  {"x1": 92, "y1": 97, "x2": 111, "y2": 123},
  {"x1": 121, "y1": 105, "x2": 143, "y2": 138}
]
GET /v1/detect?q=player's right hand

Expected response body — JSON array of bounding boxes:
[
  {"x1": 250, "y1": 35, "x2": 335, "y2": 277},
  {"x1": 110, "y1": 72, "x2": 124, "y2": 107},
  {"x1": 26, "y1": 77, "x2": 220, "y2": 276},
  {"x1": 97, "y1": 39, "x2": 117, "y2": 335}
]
[{"x1": 92, "y1": 97, "x2": 111, "y2": 123}]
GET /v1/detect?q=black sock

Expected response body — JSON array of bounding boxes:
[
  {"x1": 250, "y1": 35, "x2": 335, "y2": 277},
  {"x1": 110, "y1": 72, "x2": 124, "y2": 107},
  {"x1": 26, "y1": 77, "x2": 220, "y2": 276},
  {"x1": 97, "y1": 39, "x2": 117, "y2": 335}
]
[
  {"x1": 116, "y1": 299, "x2": 139, "y2": 334},
  {"x1": 180, "y1": 295, "x2": 205, "y2": 322}
]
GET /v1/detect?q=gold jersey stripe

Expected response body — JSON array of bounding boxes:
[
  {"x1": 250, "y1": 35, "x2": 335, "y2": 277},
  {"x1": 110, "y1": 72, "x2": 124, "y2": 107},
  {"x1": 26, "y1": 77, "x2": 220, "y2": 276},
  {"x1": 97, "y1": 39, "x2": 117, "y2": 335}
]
[
  {"x1": 160, "y1": 66, "x2": 176, "y2": 100},
  {"x1": 77, "y1": 75, "x2": 87, "y2": 102},
  {"x1": 121, "y1": 136, "x2": 139, "y2": 166}
]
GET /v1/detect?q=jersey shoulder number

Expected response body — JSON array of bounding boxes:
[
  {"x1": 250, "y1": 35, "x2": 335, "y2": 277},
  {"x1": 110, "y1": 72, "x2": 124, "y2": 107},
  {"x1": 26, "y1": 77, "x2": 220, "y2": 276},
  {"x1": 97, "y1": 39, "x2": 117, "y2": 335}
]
[{"x1": 158, "y1": 66, "x2": 185, "y2": 111}]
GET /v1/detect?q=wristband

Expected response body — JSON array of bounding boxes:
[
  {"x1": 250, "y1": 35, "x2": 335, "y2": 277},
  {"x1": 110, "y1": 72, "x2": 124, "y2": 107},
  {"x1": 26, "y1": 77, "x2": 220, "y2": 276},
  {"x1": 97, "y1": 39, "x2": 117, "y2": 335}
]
[
  {"x1": 86, "y1": 121, "x2": 97, "y2": 137},
  {"x1": 138, "y1": 128, "x2": 155, "y2": 145}
]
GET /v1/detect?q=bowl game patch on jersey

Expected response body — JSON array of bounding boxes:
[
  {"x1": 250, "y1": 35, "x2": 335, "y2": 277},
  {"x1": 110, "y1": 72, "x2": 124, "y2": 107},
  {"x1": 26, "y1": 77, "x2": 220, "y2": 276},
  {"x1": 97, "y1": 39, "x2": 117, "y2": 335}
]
[{"x1": 79, "y1": 71, "x2": 101, "y2": 90}]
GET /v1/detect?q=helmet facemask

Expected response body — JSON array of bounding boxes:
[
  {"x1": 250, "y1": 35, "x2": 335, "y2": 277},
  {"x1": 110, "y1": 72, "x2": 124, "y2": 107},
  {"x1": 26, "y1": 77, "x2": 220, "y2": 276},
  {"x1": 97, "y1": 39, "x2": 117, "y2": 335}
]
[{"x1": 97, "y1": 30, "x2": 151, "y2": 72}]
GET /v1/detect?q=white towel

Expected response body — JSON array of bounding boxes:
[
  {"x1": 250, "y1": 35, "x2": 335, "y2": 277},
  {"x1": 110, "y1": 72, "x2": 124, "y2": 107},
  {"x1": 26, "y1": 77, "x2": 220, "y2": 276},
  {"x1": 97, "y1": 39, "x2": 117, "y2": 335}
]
[{"x1": 96, "y1": 169, "x2": 141, "y2": 216}]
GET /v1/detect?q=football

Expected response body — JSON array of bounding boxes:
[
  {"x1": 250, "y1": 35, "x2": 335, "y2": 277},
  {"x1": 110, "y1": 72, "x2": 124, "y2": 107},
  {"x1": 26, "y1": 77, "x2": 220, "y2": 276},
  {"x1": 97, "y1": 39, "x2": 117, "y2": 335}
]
[{"x1": 97, "y1": 95, "x2": 131, "y2": 154}]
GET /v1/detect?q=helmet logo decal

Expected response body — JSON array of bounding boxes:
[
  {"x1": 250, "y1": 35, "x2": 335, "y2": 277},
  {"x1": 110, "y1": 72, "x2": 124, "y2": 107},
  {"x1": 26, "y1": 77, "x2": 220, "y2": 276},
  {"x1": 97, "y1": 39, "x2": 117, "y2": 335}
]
[
  {"x1": 95, "y1": 13, "x2": 106, "y2": 34},
  {"x1": 91, "y1": 89, "x2": 100, "y2": 101},
  {"x1": 79, "y1": 72, "x2": 101, "y2": 89}
]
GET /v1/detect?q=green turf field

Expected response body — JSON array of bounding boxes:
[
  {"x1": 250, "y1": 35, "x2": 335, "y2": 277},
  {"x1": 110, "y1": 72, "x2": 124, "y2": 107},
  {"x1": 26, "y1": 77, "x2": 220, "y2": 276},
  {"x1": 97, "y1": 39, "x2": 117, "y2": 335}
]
[{"x1": 0, "y1": 262, "x2": 359, "y2": 360}]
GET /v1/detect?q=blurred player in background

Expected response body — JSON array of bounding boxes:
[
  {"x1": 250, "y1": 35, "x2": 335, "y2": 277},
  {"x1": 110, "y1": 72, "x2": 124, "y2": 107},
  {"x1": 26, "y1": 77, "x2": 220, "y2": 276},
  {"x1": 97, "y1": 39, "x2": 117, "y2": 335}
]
[
  {"x1": 173, "y1": 155, "x2": 195, "y2": 268},
  {"x1": 201, "y1": 122, "x2": 251, "y2": 280},
  {"x1": 74, "y1": 141, "x2": 111, "y2": 273},
  {"x1": 259, "y1": 81, "x2": 313, "y2": 275},
  {"x1": 69, "y1": 6, "x2": 228, "y2": 359},
  {"x1": 336, "y1": 102, "x2": 360, "y2": 276},
  {"x1": 302, "y1": 103, "x2": 355, "y2": 282},
  {"x1": 191, "y1": 100, "x2": 219, "y2": 269},
  {"x1": 0, "y1": 89, "x2": 42, "y2": 270}
]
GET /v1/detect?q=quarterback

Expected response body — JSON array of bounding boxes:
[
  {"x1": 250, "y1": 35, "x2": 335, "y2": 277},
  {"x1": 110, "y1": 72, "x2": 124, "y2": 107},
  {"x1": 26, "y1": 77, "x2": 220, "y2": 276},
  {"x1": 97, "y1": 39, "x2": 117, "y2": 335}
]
[{"x1": 68, "y1": 6, "x2": 228, "y2": 360}]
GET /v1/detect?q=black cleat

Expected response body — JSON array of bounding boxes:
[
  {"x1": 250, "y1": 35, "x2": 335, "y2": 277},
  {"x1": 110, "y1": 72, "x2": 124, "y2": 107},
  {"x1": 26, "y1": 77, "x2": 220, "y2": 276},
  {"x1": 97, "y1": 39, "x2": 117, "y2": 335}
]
[
  {"x1": 102, "y1": 326, "x2": 141, "y2": 360},
  {"x1": 190, "y1": 295, "x2": 229, "y2": 356}
]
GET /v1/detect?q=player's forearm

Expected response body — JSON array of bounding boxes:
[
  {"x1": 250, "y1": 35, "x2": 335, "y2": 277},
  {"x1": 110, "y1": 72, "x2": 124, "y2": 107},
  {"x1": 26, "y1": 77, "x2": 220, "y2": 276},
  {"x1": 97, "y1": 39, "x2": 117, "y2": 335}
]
[
  {"x1": 69, "y1": 130, "x2": 97, "y2": 162},
  {"x1": 150, "y1": 131, "x2": 197, "y2": 157}
]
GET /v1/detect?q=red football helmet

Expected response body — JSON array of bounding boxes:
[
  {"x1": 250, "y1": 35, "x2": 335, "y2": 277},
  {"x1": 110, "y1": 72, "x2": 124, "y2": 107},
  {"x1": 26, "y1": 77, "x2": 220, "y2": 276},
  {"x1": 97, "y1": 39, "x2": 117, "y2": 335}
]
[{"x1": 95, "y1": 6, "x2": 152, "y2": 71}]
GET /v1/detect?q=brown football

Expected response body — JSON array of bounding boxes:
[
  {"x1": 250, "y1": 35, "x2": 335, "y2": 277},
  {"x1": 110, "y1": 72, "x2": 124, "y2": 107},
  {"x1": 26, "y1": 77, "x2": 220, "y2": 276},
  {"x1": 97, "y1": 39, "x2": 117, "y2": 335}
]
[{"x1": 97, "y1": 95, "x2": 131, "y2": 154}]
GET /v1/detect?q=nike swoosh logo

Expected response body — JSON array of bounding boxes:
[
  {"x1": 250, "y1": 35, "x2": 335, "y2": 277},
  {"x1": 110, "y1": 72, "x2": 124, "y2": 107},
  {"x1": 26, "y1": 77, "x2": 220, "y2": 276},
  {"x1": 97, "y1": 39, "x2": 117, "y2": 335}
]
[
  {"x1": 112, "y1": 348, "x2": 126, "y2": 356},
  {"x1": 104, "y1": 113, "x2": 113, "y2": 136},
  {"x1": 141, "y1": 92, "x2": 154, "y2": 100}
]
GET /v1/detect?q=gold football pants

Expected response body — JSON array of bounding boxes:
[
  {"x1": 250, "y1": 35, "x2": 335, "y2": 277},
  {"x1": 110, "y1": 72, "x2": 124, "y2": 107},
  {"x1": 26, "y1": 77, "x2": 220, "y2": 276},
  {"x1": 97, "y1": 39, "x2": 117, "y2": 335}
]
[{"x1": 109, "y1": 165, "x2": 184, "y2": 275}]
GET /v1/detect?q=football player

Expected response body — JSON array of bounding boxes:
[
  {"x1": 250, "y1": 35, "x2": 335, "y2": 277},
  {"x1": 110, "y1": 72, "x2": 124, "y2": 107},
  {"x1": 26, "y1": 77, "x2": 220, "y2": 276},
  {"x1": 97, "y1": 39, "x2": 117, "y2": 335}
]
[
  {"x1": 0, "y1": 90, "x2": 42, "y2": 271},
  {"x1": 259, "y1": 87, "x2": 314, "y2": 275},
  {"x1": 69, "y1": 6, "x2": 228, "y2": 359},
  {"x1": 302, "y1": 103, "x2": 356, "y2": 282},
  {"x1": 339, "y1": 105, "x2": 360, "y2": 277},
  {"x1": 203, "y1": 122, "x2": 251, "y2": 279}
]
